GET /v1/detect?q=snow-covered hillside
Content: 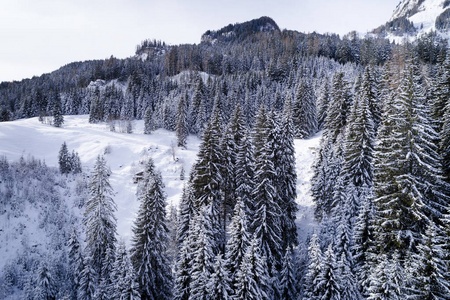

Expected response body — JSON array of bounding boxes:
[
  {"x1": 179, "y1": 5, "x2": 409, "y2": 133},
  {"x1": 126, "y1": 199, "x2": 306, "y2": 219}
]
[
  {"x1": 387, "y1": 0, "x2": 450, "y2": 40},
  {"x1": 0, "y1": 115, "x2": 320, "y2": 244}
]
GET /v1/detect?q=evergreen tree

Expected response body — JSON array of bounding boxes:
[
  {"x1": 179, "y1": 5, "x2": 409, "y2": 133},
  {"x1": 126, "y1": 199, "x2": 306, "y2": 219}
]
[
  {"x1": 235, "y1": 129, "x2": 255, "y2": 220},
  {"x1": 303, "y1": 233, "x2": 322, "y2": 299},
  {"x1": 36, "y1": 260, "x2": 56, "y2": 300},
  {"x1": 442, "y1": 100, "x2": 450, "y2": 182},
  {"x1": 317, "y1": 78, "x2": 330, "y2": 130},
  {"x1": 190, "y1": 108, "x2": 224, "y2": 253},
  {"x1": 71, "y1": 150, "x2": 82, "y2": 174},
  {"x1": 176, "y1": 92, "x2": 189, "y2": 148},
  {"x1": 368, "y1": 252, "x2": 404, "y2": 300},
  {"x1": 144, "y1": 107, "x2": 154, "y2": 134},
  {"x1": 278, "y1": 102, "x2": 298, "y2": 251},
  {"x1": 83, "y1": 155, "x2": 117, "y2": 281},
  {"x1": 315, "y1": 244, "x2": 341, "y2": 300},
  {"x1": 79, "y1": 256, "x2": 97, "y2": 300},
  {"x1": 68, "y1": 228, "x2": 84, "y2": 299},
  {"x1": 324, "y1": 72, "x2": 352, "y2": 142},
  {"x1": 251, "y1": 111, "x2": 283, "y2": 273},
  {"x1": 337, "y1": 252, "x2": 361, "y2": 299},
  {"x1": 58, "y1": 142, "x2": 71, "y2": 174},
  {"x1": 234, "y1": 236, "x2": 270, "y2": 300},
  {"x1": 190, "y1": 209, "x2": 216, "y2": 300},
  {"x1": 280, "y1": 248, "x2": 297, "y2": 300},
  {"x1": 225, "y1": 198, "x2": 251, "y2": 289},
  {"x1": 207, "y1": 254, "x2": 233, "y2": 300},
  {"x1": 130, "y1": 158, "x2": 172, "y2": 300},
  {"x1": 292, "y1": 78, "x2": 317, "y2": 138},
  {"x1": 112, "y1": 241, "x2": 141, "y2": 300},
  {"x1": 53, "y1": 91, "x2": 64, "y2": 128},
  {"x1": 409, "y1": 222, "x2": 450, "y2": 299}
]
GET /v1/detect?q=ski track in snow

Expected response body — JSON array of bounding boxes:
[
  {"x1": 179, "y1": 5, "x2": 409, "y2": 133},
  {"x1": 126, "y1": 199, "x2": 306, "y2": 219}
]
[{"x1": 0, "y1": 115, "x2": 320, "y2": 245}]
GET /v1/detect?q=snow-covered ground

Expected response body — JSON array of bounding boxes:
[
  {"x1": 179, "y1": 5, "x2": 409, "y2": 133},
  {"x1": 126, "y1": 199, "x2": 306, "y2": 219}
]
[{"x1": 0, "y1": 115, "x2": 320, "y2": 244}]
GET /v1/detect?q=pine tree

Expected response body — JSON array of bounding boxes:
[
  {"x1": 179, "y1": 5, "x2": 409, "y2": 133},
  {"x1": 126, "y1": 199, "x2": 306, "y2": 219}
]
[
  {"x1": 130, "y1": 158, "x2": 172, "y2": 300},
  {"x1": 315, "y1": 244, "x2": 341, "y2": 300},
  {"x1": 251, "y1": 111, "x2": 283, "y2": 273},
  {"x1": 71, "y1": 150, "x2": 82, "y2": 174},
  {"x1": 112, "y1": 241, "x2": 141, "y2": 300},
  {"x1": 225, "y1": 198, "x2": 251, "y2": 289},
  {"x1": 190, "y1": 209, "x2": 216, "y2": 300},
  {"x1": 235, "y1": 128, "x2": 255, "y2": 220},
  {"x1": 36, "y1": 260, "x2": 56, "y2": 300},
  {"x1": 176, "y1": 92, "x2": 189, "y2": 148},
  {"x1": 372, "y1": 59, "x2": 448, "y2": 261},
  {"x1": 234, "y1": 236, "x2": 270, "y2": 299},
  {"x1": 58, "y1": 142, "x2": 71, "y2": 174},
  {"x1": 79, "y1": 256, "x2": 97, "y2": 300},
  {"x1": 68, "y1": 228, "x2": 84, "y2": 299},
  {"x1": 83, "y1": 155, "x2": 117, "y2": 281},
  {"x1": 409, "y1": 222, "x2": 450, "y2": 299},
  {"x1": 317, "y1": 78, "x2": 330, "y2": 130},
  {"x1": 337, "y1": 252, "x2": 361, "y2": 299},
  {"x1": 324, "y1": 72, "x2": 352, "y2": 142},
  {"x1": 352, "y1": 195, "x2": 376, "y2": 297},
  {"x1": 368, "y1": 252, "x2": 404, "y2": 300},
  {"x1": 207, "y1": 254, "x2": 233, "y2": 300},
  {"x1": 190, "y1": 108, "x2": 224, "y2": 253},
  {"x1": 278, "y1": 103, "x2": 298, "y2": 251},
  {"x1": 442, "y1": 100, "x2": 450, "y2": 182},
  {"x1": 144, "y1": 107, "x2": 154, "y2": 134},
  {"x1": 303, "y1": 233, "x2": 322, "y2": 299},
  {"x1": 53, "y1": 91, "x2": 64, "y2": 128},
  {"x1": 292, "y1": 78, "x2": 317, "y2": 138},
  {"x1": 280, "y1": 248, "x2": 297, "y2": 300}
]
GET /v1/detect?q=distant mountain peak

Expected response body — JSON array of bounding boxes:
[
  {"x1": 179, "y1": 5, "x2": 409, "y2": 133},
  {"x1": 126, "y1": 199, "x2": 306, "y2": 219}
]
[
  {"x1": 375, "y1": 0, "x2": 450, "y2": 39},
  {"x1": 201, "y1": 16, "x2": 280, "y2": 43}
]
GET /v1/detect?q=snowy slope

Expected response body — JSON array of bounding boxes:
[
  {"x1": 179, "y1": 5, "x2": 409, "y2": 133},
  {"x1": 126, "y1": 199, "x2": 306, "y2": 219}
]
[
  {"x1": 0, "y1": 115, "x2": 201, "y2": 244},
  {"x1": 0, "y1": 115, "x2": 320, "y2": 244},
  {"x1": 387, "y1": 0, "x2": 450, "y2": 40}
]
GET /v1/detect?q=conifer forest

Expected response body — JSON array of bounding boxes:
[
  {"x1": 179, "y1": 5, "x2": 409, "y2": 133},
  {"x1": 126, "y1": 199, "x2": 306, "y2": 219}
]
[{"x1": 1, "y1": 13, "x2": 450, "y2": 300}]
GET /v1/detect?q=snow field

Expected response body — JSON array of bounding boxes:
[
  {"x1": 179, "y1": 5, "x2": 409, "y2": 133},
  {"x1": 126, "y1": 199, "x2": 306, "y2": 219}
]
[{"x1": 0, "y1": 115, "x2": 320, "y2": 244}]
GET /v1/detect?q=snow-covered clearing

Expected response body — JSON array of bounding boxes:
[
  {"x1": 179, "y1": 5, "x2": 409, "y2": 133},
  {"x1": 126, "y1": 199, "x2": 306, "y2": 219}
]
[{"x1": 0, "y1": 115, "x2": 320, "y2": 244}]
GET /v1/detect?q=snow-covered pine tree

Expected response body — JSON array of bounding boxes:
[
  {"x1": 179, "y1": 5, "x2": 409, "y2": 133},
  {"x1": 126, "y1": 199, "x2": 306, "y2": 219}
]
[
  {"x1": 280, "y1": 247, "x2": 298, "y2": 300},
  {"x1": 52, "y1": 91, "x2": 64, "y2": 128},
  {"x1": 225, "y1": 197, "x2": 251, "y2": 289},
  {"x1": 83, "y1": 155, "x2": 117, "y2": 283},
  {"x1": 352, "y1": 194, "x2": 376, "y2": 297},
  {"x1": 189, "y1": 208, "x2": 216, "y2": 300},
  {"x1": 251, "y1": 109, "x2": 282, "y2": 274},
  {"x1": 317, "y1": 77, "x2": 330, "y2": 130},
  {"x1": 408, "y1": 222, "x2": 450, "y2": 299},
  {"x1": 144, "y1": 107, "x2": 154, "y2": 134},
  {"x1": 292, "y1": 78, "x2": 317, "y2": 138},
  {"x1": 442, "y1": 100, "x2": 450, "y2": 182},
  {"x1": 207, "y1": 254, "x2": 233, "y2": 300},
  {"x1": 176, "y1": 91, "x2": 189, "y2": 148},
  {"x1": 71, "y1": 150, "x2": 82, "y2": 174},
  {"x1": 278, "y1": 100, "x2": 298, "y2": 252},
  {"x1": 78, "y1": 256, "x2": 97, "y2": 300},
  {"x1": 234, "y1": 235, "x2": 271, "y2": 299},
  {"x1": 220, "y1": 103, "x2": 246, "y2": 238},
  {"x1": 324, "y1": 72, "x2": 352, "y2": 143},
  {"x1": 368, "y1": 252, "x2": 404, "y2": 300},
  {"x1": 190, "y1": 107, "x2": 225, "y2": 253},
  {"x1": 58, "y1": 142, "x2": 71, "y2": 174},
  {"x1": 68, "y1": 228, "x2": 84, "y2": 299},
  {"x1": 235, "y1": 128, "x2": 255, "y2": 220},
  {"x1": 337, "y1": 252, "x2": 361, "y2": 299},
  {"x1": 372, "y1": 58, "x2": 448, "y2": 263},
  {"x1": 36, "y1": 260, "x2": 56, "y2": 300},
  {"x1": 112, "y1": 241, "x2": 141, "y2": 300},
  {"x1": 130, "y1": 158, "x2": 172, "y2": 300},
  {"x1": 315, "y1": 243, "x2": 341, "y2": 300}
]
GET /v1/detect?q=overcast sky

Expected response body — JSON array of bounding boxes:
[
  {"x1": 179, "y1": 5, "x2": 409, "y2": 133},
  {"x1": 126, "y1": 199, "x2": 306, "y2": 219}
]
[{"x1": 0, "y1": 0, "x2": 399, "y2": 82}]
